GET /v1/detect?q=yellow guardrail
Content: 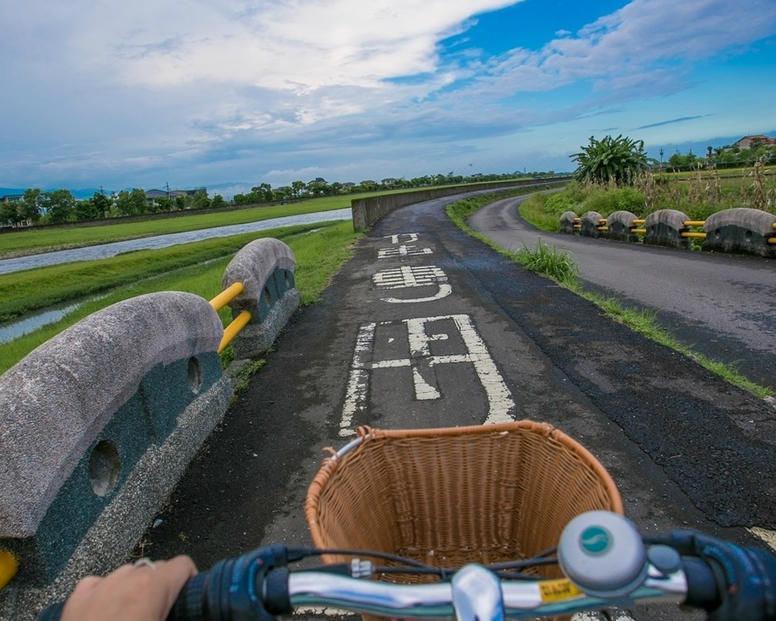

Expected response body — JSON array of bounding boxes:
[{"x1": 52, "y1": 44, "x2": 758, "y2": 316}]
[
  {"x1": 0, "y1": 550, "x2": 17, "y2": 591},
  {"x1": 681, "y1": 231, "x2": 707, "y2": 239},
  {"x1": 209, "y1": 282, "x2": 252, "y2": 354}
]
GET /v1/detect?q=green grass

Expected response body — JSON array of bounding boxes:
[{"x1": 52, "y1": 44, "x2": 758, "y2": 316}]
[
  {"x1": 0, "y1": 223, "x2": 325, "y2": 323},
  {"x1": 513, "y1": 239, "x2": 579, "y2": 286},
  {"x1": 0, "y1": 198, "x2": 352, "y2": 258},
  {"x1": 446, "y1": 193, "x2": 774, "y2": 399},
  {"x1": 0, "y1": 221, "x2": 361, "y2": 375}
]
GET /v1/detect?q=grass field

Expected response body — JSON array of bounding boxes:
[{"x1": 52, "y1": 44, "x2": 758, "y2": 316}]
[
  {"x1": 0, "y1": 221, "x2": 361, "y2": 375},
  {"x1": 0, "y1": 197, "x2": 353, "y2": 258}
]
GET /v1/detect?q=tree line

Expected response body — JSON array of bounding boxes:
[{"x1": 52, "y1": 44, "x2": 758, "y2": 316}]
[
  {"x1": 0, "y1": 188, "x2": 222, "y2": 227},
  {"x1": 0, "y1": 170, "x2": 561, "y2": 228},
  {"x1": 663, "y1": 139, "x2": 776, "y2": 172}
]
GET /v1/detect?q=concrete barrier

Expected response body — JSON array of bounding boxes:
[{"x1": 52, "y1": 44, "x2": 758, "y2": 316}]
[
  {"x1": 0, "y1": 292, "x2": 231, "y2": 584},
  {"x1": 221, "y1": 238, "x2": 300, "y2": 359},
  {"x1": 606, "y1": 211, "x2": 640, "y2": 242},
  {"x1": 702, "y1": 208, "x2": 776, "y2": 258},
  {"x1": 644, "y1": 209, "x2": 690, "y2": 250},
  {"x1": 559, "y1": 211, "x2": 578, "y2": 234},
  {"x1": 579, "y1": 211, "x2": 604, "y2": 238},
  {"x1": 351, "y1": 178, "x2": 571, "y2": 230}
]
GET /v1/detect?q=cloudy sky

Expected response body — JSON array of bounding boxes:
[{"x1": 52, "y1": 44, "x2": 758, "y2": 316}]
[{"x1": 2, "y1": 0, "x2": 775, "y2": 197}]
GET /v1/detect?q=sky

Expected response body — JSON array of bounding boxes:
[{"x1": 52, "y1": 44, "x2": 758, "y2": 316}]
[{"x1": 1, "y1": 0, "x2": 776, "y2": 198}]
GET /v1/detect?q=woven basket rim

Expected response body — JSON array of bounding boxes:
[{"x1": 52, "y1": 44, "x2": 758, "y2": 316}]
[{"x1": 305, "y1": 421, "x2": 623, "y2": 553}]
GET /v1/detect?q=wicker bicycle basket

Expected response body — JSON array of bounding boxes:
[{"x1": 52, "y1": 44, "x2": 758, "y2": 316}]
[{"x1": 305, "y1": 421, "x2": 623, "y2": 585}]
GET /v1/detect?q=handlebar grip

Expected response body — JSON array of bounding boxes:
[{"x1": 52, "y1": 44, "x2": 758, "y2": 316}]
[
  {"x1": 167, "y1": 572, "x2": 210, "y2": 621},
  {"x1": 682, "y1": 558, "x2": 721, "y2": 611}
]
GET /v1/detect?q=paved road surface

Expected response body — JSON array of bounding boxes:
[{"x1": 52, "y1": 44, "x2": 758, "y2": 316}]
[
  {"x1": 468, "y1": 196, "x2": 776, "y2": 392},
  {"x1": 139, "y1": 193, "x2": 775, "y2": 621}
]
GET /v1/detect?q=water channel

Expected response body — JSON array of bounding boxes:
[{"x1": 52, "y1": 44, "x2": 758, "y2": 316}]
[
  {"x1": 0, "y1": 208, "x2": 352, "y2": 275},
  {"x1": 0, "y1": 208, "x2": 352, "y2": 343}
]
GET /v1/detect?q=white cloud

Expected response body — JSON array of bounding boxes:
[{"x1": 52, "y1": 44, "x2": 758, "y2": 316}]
[
  {"x1": 1, "y1": 0, "x2": 775, "y2": 189},
  {"x1": 474, "y1": 0, "x2": 776, "y2": 96}
]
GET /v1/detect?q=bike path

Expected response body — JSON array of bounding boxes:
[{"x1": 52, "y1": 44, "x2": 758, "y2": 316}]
[{"x1": 140, "y1": 192, "x2": 775, "y2": 621}]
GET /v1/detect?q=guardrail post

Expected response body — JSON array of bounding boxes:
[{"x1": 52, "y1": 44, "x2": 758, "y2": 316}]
[
  {"x1": 221, "y1": 238, "x2": 300, "y2": 359},
  {"x1": 559, "y1": 211, "x2": 578, "y2": 234},
  {"x1": 0, "y1": 292, "x2": 231, "y2": 586},
  {"x1": 702, "y1": 208, "x2": 776, "y2": 258},
  {"x1": 644, "y1": 209, "x2": 691, "y2": 249},
  {"x1": 579, "y1": 211, "x2": 605, "y2": 238},
  {"x1": 606, "y1": 211, "x2": 640, "y2": 242}
]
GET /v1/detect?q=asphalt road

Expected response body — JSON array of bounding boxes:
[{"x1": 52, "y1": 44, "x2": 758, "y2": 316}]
[
  {"x1": 467, "y1": 196, "x2": 776, "y2": 392},
  {"x1": 140, "y1": 192, "x2": 775, "y2": 621}
]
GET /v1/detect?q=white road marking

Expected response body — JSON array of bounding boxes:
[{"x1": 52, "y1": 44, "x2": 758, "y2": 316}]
[
  {"x1": 378, "y1": 245, "x2": 433, "y2": 258},
  {"x1": 373, "y1": 265, "x2": 452, "y2": 303},
  {"x1": 340, "y1": 314, "x2": 515, "y2": 436},
  {"x1": 749, "y1": 527, "x2": 776, "y2": 552},
  {"x1": 387, "y1": 233, "x2": 419, "y2": 244}
]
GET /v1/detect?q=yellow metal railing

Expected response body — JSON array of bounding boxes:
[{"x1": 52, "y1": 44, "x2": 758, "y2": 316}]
[
  {"x1": 209, "y1": 282, "x2": 252, "y2": 354},
  {"x1": 0, "y1": 550, "x2": 17, "y2": 591}
]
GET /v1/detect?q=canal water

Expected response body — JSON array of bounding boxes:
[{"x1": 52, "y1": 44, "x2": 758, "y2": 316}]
[
  {"x1": 0, "y1": 208, "x2": 352, "y2": 342},
  {"x1": 0, "y1": 208, "x2": 352, "y2": 275}
]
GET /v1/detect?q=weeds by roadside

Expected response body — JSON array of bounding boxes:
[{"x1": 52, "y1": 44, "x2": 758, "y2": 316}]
[{"x1": 512, "y1": 239, "x2": 579, "y2": 286}]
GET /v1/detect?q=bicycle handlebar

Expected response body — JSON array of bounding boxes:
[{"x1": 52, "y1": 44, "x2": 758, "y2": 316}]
[{"x1": 38, "y1": 511, "x2": 776, "y2": 621}]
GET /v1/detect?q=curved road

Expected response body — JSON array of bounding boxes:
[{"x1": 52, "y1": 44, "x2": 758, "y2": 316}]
[{"x1": 468, "y1": 196, "x2": 776, "y2": 392}]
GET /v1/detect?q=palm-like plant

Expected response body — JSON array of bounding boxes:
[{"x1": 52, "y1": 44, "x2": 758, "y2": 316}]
[{"x1": 570, "y1": 135, "x2": 649, "y2": 184}]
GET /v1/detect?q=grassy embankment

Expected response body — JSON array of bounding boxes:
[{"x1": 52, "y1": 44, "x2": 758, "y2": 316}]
[
  {"x1": 518, "y1": 169, "x2": 776, "y2": 235},
  {"x1": 0, "y1": 220, "x2": 361, "y2": 375},
  {"x1": 0, "y1": 195, "x2": 355, "y2": 259},
  {"x1": 446, "y1": 191, "x2": 773, "y2": 399}
]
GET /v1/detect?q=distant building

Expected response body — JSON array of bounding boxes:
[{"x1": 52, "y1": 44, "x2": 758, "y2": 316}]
[
  {"x1": 734, "y1": 135, "x2": 776, "y2": 149},
  {"x1": 1, "y1": 194, "x2": 23, "y2": 203}
]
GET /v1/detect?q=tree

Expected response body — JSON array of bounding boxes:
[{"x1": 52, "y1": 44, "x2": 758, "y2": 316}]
[
  {"x1": 251, "y1": 183, "x2": 274, "y2": 202},
  {"x1": 211, "y1": 194, "x2": 226, "y2": 208},
  {"x1": 75, "y1": 199, "x2": 100, "y2": 221},
  {"x1": 570, "y1": 135, "x2": 649, "y2": 184},
  {"x1": 20, "y1": 188, "x2": 43, "y2": 223},
  {"x1": 116, "y1": 188, "x2": 148, "y2": 216},
  {"x1": 92, "y1": 191, "x2": 111, "y2": 218},
  {"x1": 44, "y1": 189, "x2": 76, "y2": 224},
  {"x1": 0, "y1": 200, "x2": 20, "y2": 226}
]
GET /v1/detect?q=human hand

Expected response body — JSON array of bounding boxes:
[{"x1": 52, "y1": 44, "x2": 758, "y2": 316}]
[{"x1": 59, "y1": 556, "x2": 197, "y2": 621}]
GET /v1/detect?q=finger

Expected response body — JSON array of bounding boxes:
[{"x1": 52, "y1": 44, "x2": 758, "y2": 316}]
[{"x1": 151, "y1": 556, "x2": 198, "y2": 610}]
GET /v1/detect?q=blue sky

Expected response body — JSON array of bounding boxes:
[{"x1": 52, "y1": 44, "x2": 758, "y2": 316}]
[{"x1": 1, "y1": 0, "x2": 775, "y2": 198}]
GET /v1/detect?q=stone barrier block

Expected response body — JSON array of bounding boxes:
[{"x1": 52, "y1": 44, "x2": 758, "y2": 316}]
[
  {"x1": 644, "y1": 209, "x2": 690, "y2": 249},
  {"x1": 221, "y1": 238, "x2": 300, "y2": 359},
  {"x1": 559, "y1": 211, "x2": 578, "y2": 234},
  {"x1": 606, "y1": 211, "x2": 640, "y2": 242},
  {"x1": 702, "y1": 208, "x2": 776, "y2": 258},
  {"x1": 580, "y1": 211, "x2": 604, "y2": 238},
  {"x1": 0, "y1": 292, "x2": 227, "y2": 584}
]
